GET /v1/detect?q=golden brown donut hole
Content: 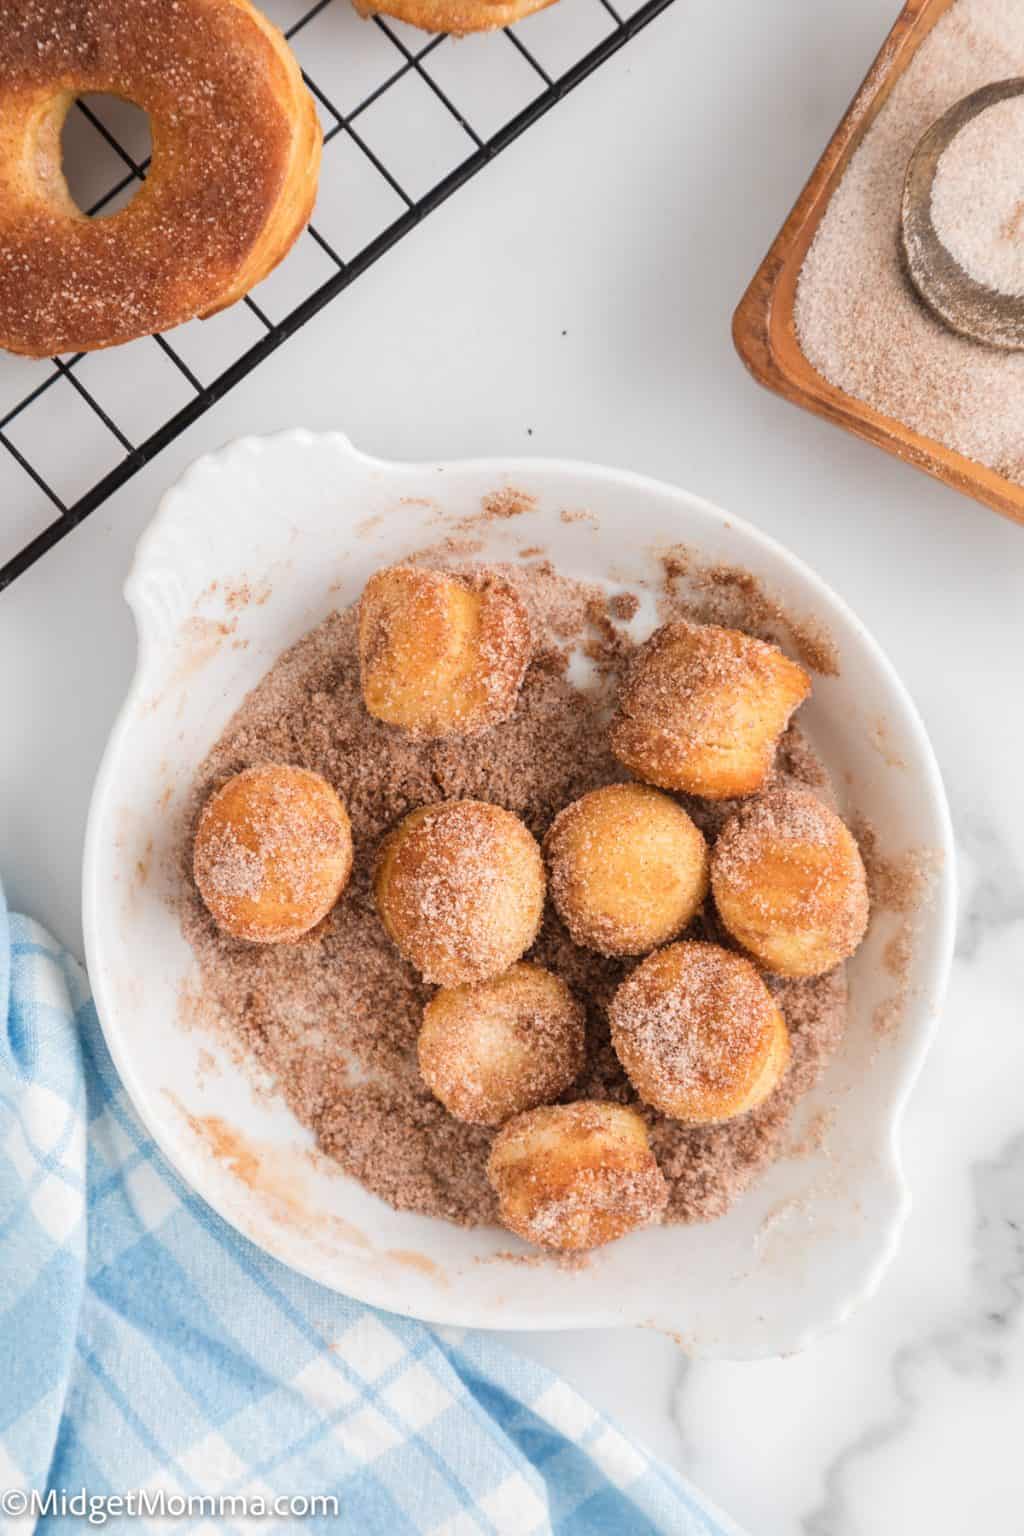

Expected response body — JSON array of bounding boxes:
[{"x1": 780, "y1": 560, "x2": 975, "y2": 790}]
[
  {"x1": 711, "y1": 786, "x2": 870, "y2": 977},
  {"x1": 358, "y1": 565, "x2": 532, "y2": 738},
  {"x1": 418, "y1": 963, "x2": 585, "y2": 1126},
  {"x1": 373, "y1": 799, "x2": 545, "y2": 987},
  {"x1": 608, "y1": 941, "x2": 790, "y2": 1125},
  {"x1": 486, "y1": 1101, "x2": 668, "y2": 1251},
  {"x1": 610, "y1": 619, "x2": 811, "y2": 800},
  {"x1": 545, "y1": 782, "x2": 709, "y2": 956},
  {"x1": 193, "y1": 764, "x2": 352, "y2": 943}
]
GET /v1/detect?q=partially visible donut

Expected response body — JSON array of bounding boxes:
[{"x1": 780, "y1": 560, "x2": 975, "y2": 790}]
[
  {"x1": 0, "y1": 0, "x2": 321, "y2": 355},
  {"x1": 487, "y1": 1101, "x2": 668, "y2": 1252},
  {"x1": 352, "y1": 0, "x2": 556, "y2": 37}
]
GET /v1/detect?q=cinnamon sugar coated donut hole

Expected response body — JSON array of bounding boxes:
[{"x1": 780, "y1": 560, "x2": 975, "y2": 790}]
[
  {"x1": 486, "y1": 1101, "x2": 668, "y2": 1251},
  {"x1": 609, "y1": 941, "x2": 790, "y2": 1125},
  {"x1": 610, "y1": 619, "x2": 811, "y2": 799},
  {"x1": 358, "y1": 565, "x2": 532, "y2": 738},
  {"x1": 193, "y1": 765, "x2": 353, "y2": 944},
  {"x1": 711, "y1": 786, "x2": 870, "y2": 978},
  {"x1": 545, "y1": 783, "x2": 709, "y2": 956},
  {"x1": 374, "y1": 800, "x2": 545, "y2": 987},
  {"x1": 418, "y1": 963, "x2": 585, "y2": 1126}
]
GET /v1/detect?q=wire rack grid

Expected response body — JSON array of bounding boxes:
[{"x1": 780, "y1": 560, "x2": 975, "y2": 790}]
[{"x1": 0, "y1": 0, "x2": 676, "y2": 592}]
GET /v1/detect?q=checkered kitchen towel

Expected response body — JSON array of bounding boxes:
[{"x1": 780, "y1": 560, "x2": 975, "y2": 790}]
[{"x1": 0, "y1": 882, "x2": 743, "y2": 1535}]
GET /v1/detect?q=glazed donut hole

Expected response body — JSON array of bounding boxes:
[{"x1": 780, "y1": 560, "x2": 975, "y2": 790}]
[
  {"x1": 418, "y1": 963, "x2": 585, "y2": 1126},
  {"x1": 374, "y1": 799, "x2": 546, "y2": 987},
  {"x1": 610, "y1": 619, "x2": 811, "y2": 800},
  {"x1": 193, "y1": 764, "x2": 353, "y2": 944},
  {"x1": 545, "y1": 782, "x2": 709, "y2": 957},
  {"x1": 711, "y1": 785, "x2": 870, "y2": 978},
  {"x1": 359, "y1": 565, "x2": 532, "y2": 738},
  {"x1": 608, "y1": 941, "x2": 790, "y2": 1125},
  {"x1": 486, "y1": 1101, "x2": 668, "y2": 1251}
]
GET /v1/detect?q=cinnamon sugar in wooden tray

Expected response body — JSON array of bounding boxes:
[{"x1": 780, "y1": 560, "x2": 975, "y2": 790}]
[{"x1": 733, "y1": 0, "x2": 1024, "y2": 529}]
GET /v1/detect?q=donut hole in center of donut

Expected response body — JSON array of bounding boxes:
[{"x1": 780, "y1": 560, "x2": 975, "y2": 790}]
[{"x1": 60, "y1": 96, "x2": 152, "y2": 219}]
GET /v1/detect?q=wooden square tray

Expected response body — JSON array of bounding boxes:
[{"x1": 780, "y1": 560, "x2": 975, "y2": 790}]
[{"x1": 732, "y1": 0, "x2": 1024, "y2": 529}]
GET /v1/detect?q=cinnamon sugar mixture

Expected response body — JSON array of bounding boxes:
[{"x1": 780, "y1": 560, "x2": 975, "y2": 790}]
[
  {"x1": 795, "y1": 0, "x2": 1024, "y2": 481},
  {"x1": 931, "y1": 94, "x2": 1024, "y2": 298},
  {"x1": 179, "y1": 561, "x2": 848, "y2": 1231}
]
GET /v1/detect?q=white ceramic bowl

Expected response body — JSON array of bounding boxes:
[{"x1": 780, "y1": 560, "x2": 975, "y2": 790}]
[{"x1": 83, "y1": 431, "x2": 955, "y2": 1357}]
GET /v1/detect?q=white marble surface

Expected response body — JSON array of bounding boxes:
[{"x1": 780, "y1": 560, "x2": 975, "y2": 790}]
[{"x1": 2, "y1": 1, "x2": 1023, "y2": 1531}]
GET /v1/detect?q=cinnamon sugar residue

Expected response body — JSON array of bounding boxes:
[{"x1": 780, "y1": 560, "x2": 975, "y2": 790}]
[
  {"x1": 787, "y1": 1107, "x2": 835, "y2": 1160},
  {"x1": 148, "y1": 615, "x2": 237, "y2": 708},
  {"x1": 176, "y1": 1105, "x2": 370, "y2": 1249},
  {"x1": 660, "y1": 551, "x2": 690, "y2": 594},
  {"x1": 658, "y1": 548, "x2": 839, "y2": 677},
  {"x1": 387, "y1": 1248, "x2": 448, "y2": 1282},
  {"x1": 178, "y1": 562, "x2": 851, "y2": 1232},
  {"x1": 608, "y1": 592, "x2": 640, "y2": 622},
  {"x1": 851, "y1": 817, "x2": 941, "y2": 1036},
  {"x1": 224, "y1": 581, "x2": 271, "y2": 612},
  {"x1": 853, "y1": 819, "x2": 940, "y2": 915},
  {"x1": 478, "y1": 1247, "x2": 590, "y2": 1272},
  {"x1": 697, "y1": 566, "x2": 838, "y2": 679},
  {"x1": 480, "y1": 488, "x2": 537, "y2": 520}
]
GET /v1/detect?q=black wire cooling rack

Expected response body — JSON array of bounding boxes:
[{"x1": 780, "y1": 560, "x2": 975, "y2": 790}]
[{"x1": 0, "y1": 0, "x2": 676, "y2": 592}]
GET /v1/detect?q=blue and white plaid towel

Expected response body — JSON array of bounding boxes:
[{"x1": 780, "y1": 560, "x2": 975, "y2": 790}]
[{"x1": 0, "y1": 881, "x2": 742, "y2": 1535}]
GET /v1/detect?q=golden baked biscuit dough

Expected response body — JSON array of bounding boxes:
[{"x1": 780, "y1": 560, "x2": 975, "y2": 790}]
[
  {"x1": 608, "y1": 941, "x2": 790, "y2": 1124},
  {"x1": 374, "y1": 799, "x2": 545, "y2": 987},
  {"x1": 359, "y1": 565, "x2": 531, "y2": 739},
  {"x1": 545, "y1": 782, "x2": 709, "y2": 956},
  {"x1": 193, "y1": 764, "x2": 352, "y2": 943},
  {"x1": 610, "y1": 620, "x2": 811, "y2": 799},
  {"x1": 487, "y1": 1101, "x2": 668, "y2": 1252},
  {"x1": 711, "y1": 786, "x2": 869, "y2": 977},
  {"x1": 419, "y1": 963, "x2": 584, "y2": 1126},
  {"x1": 0, "y1": 0, "x2": 321, "y2": 355}
]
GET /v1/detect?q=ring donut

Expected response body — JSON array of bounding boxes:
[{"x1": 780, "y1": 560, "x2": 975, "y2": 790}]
[{"x1": 0, "y1": 0, "x2": 321, "y2": 356}]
